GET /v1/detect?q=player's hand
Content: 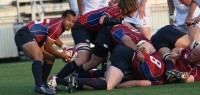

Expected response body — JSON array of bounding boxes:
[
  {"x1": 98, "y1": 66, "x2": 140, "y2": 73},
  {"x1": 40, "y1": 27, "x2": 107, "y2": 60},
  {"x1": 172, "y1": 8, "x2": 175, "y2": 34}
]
[
  {"x1": 193, "y1": 16, "x2": 200, "y2": 24},
  {"x1": 185, "y1": 17, "x2": 195, "y2": 26},
  {"x1": 181, "y1": 72, "x2": 190, "y2": 80},
  {"x1": 169, "y1": 15, "x2": 176, "y2": 25},
  {"x1": 61, "y1": 51, "x2": 73, "y2": 60},
  {"x1": 136, "y1": 5, "x2": 146, "y2": 19},
  {"x1": 136, "y1": 50, "x2": 145, "y2": 62},
  {"x1": 170, "y1": 52, "x2": 179, "y2": 59}
]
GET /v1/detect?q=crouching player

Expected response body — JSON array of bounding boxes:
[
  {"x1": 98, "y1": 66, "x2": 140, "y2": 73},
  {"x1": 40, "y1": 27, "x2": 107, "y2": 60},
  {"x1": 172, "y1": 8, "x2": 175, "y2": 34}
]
[
  {"x1": 168, "y1": 45, "x2": 200, "y2": 83},
  {"x1": 14, "y1": 10, "x2": 76, "y2": 94}
]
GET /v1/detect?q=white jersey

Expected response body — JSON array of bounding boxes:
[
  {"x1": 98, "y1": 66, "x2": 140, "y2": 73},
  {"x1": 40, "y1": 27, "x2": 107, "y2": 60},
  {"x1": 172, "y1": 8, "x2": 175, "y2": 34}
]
[
  {"x1": 173, "y1": 0, "x2": 200, "y2": 26},
  {"x1": 194, "y1": 0, "x2": 200, "y2": 7},
  {"x1": 124, "y1": 0, "x2": 151, "y2": 27},
  {"x1": 83, "y1": 0, "x2": 109, "y2": 15},
  {"x1": 69, "y1": 0, "x2": 79, "y2": 16}
]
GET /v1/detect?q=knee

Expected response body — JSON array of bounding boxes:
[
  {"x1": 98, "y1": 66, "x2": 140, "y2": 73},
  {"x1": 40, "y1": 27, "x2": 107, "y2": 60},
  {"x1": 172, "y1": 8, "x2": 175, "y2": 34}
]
[{"x1": 33, "y1": 51, "x2": 43, "y2": 61}]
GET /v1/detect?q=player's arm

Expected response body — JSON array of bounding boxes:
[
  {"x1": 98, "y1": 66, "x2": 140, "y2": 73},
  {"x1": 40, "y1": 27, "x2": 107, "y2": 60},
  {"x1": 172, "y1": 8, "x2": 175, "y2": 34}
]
[
  {"x1": 171, "y1": 48, "x2": 183, "y2": 57},
  {"x1": 185, "y1": 3, "x2": 198, "y2": 26},
  {"x1": 99, "y1": 15, "x2": 136, "y2": 29},
  {"x1": 77, "y1": 0, "x2": 84, "y2": 17},
  {"x1": 121, "y1": 36, "x2": 145, "y2": 62},
  {"x1": 136, "y1": 0, "x2": 147, "y2": 19},
  {"x1": 117, "y1": 80, "x2": 151, "y2": 88},
  {"x1": 54, "y1": 38, "x2": 69, "y2": 50},
  {"x1": 167, "y1": 0, "x2": 175, "y2": 25},
  {"x1": 44, "y1": 37, "x2": 72, "y2": 59},
  {"x1": 121, "y1": 35, "x2": 138, "y2": 51}
]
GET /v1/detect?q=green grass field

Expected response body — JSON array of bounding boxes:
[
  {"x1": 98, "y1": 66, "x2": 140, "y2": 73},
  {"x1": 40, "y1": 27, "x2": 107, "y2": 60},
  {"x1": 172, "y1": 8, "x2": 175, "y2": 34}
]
[{"x1": 0, "y1": 59, "x2": 200, "y2": 95}]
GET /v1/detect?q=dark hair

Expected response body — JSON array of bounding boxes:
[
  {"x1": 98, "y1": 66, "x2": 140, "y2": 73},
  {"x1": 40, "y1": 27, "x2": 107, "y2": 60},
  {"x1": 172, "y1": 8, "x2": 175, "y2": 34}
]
[
  {"x1": 118, "y1": 0, "x2": 138, "y2": 16},
  {"x1": 62, "y1": 10, "x2": 76, "y2": 18}
]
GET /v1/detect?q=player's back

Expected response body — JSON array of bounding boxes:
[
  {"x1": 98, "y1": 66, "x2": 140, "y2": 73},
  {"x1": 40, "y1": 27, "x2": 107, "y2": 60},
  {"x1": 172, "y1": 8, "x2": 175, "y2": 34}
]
[
  {"x1": 25, "y1": 18, "x2": 63, "y2": 44},
  {"x1": 132, "y1": 51, "x2": 165, "y2": 84},
  {"x1": 77, "y1": 6, "x2": 121, "y2": 32},
  {"x1": 110, "y1": 24, "x2": 149, "y2": 45}
]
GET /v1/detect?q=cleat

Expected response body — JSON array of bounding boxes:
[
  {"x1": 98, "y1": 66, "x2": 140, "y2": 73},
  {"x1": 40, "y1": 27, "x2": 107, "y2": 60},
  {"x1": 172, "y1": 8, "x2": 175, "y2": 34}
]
[
  {"x1": 46, "y1": 87, "x2": 56, "y2": 95},
  {"x1": 34, "y1": 85, "x2": 46, "y2": 94},
  {"x1": 166, "y1": 70, "x2": 184, "y2": 79},
  {"x1": 66, "y1": 76, "x2": 77, "y2": 93},
  {"x1": 48, "y1": 76, "x2": 58, "y2": 90}
]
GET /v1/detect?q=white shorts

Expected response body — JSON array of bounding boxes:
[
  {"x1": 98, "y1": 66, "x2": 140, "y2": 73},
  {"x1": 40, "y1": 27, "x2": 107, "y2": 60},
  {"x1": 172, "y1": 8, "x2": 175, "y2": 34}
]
[{"x1": 124, "y1": 6, "x2": 151, "y2": 28}]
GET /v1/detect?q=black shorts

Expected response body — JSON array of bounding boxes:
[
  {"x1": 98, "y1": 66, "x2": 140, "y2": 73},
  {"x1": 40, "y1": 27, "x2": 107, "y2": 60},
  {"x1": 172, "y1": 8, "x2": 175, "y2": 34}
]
[
  {"x1": 151, "y1": 25, "x2": 186, "y2": 50},
  {"x1": 95, "y1": 26, "x2": 113, "y2": 49},
  {"x1": 15, "y1": 27, "x2": 34, "y2": 50},
  {"x1": 110, "y1": 44, "x2": 134, "y2": 75},
  {"x1": 71, "y1": 22, "x2": 98, "y2": 45}
]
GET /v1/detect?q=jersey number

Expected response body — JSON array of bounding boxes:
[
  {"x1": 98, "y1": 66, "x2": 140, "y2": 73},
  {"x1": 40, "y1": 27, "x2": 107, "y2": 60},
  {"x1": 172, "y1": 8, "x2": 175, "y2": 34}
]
[{"x1": 150, "y1": 56, "x2": 162, "y2": 68}]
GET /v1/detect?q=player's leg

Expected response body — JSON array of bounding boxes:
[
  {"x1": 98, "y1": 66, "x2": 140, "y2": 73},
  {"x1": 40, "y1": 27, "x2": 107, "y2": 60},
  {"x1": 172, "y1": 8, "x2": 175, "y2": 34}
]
[
  {"x1": 117, "y1": 80, "x2": 151, "y2": 88},
  {"x1": 77, "y1": 26, "x2": 113, "y2": 73},
  {"x1": 56, "y1": 22, "x2": 91, "y2": 78},
  {"x1": 41, "y1": 45, "x2": 55, "y2": 87},
  {"x1": 106, "y1": 45, "x2": 134, "y2": 90},
  {"x1": 14, "y1": 27, "x2": 49, "y2": 94}
]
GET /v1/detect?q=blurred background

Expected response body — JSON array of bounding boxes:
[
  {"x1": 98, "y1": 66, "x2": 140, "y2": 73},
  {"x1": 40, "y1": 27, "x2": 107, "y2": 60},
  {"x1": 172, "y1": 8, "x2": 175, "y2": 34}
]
[{"x1": 0, "y1": 0, "x2": 169, "y2": 61}]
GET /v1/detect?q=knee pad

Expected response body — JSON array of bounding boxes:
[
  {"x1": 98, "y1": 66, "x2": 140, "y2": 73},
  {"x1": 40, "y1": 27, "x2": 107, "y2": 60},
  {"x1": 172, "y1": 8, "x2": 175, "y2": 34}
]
[
  {"x1": 92, "y1": 44, "x2": 109, "y2": 58},
  {"x1": 76, "y1": 44, "x2": 91, "y2": 53}
]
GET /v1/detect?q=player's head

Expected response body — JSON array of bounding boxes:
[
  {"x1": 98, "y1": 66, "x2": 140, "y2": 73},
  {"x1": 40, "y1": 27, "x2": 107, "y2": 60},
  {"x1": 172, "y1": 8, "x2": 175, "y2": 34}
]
[
  {"x1": 180, "y1": 0, "x2": 193, "y2": 6},
  {"x1": 137, "y1": 40, "x2": 150, "y2": 54},
  {"x1": 62, "y1": 10, "x2": 76, "y2": 31},
  {"x1": 189, "y1": 45, "x2": 200, "y2": 65},
  {"x1": 118, "y1": 0, "x2": 137, "y2": 18}
]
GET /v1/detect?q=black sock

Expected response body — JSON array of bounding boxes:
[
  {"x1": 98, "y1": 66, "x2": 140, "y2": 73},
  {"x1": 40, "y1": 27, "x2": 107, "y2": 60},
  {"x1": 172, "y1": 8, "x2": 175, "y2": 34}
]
[
  {"x1": 42, "y1": 62, "x2": 53, "y2": 84},
  {"x1": 56, "y1": 78, "x2": 69, "y2": 86},
  {"x1": 56, "y1": 61, "x2": 78, "y2": 78},
  {"x1": 78, "y1": 69, "x2": 104, "y2": 78},
  {"x1": 32, "y1": 60, "x2": 43, "y2": 87},
  {"x1": 164, "y1": 60, "x2": 175, "y2": 70},
  {"x1": 76, "y1": 78, "x2": 107, "y2": 90},
  {"x1": 75, "y1": 65, "x2": 86, "y2": 74}
]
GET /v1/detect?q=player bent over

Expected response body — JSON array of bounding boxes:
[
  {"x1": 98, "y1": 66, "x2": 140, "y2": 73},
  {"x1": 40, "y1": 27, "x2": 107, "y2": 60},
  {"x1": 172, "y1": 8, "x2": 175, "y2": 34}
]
[
  {"x1": 151, "y1": 25, "x2": 199, "y2": 80},
  {"x1": 14, "y1": 10, "x2": 76, "y2": 94},
  {"x1": 75, "y1": 23, "x2": 149, "y2": 78},
  {"x1": 56, "y1": 0, "x2": 138, "y2": 80}
]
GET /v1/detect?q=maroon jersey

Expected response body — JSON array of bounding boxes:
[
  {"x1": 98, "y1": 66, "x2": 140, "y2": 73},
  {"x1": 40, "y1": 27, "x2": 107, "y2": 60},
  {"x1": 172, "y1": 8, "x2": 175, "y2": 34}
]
[
  {"x1": 110, "y1": 24, "x2": 150, "y2": 47},
  {"x1": 175, "y1": 49, "x2": 200, "y2": 81},
  {"x1": 25, "y1": 18, "x2": 64, "y2": 45},
  {"x1": 132, "y1": 50, "x2": 165, "y2": 85},
  {"x1": 77, "y1": 6, "x2": 121, "y2": 32}
]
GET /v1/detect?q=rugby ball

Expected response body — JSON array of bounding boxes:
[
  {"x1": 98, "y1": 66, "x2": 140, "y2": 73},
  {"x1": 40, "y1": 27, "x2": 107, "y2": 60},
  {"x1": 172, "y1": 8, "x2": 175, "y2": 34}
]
[{"x1": 64, "y1": 47, "x2": 77, "y2": 62}]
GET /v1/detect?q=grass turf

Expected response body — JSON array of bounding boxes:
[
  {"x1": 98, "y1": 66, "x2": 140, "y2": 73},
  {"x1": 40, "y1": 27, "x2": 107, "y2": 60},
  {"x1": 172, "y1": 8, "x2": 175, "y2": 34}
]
[{"x1": 0, "y1": 59, "x2": 199, "y2": 95}]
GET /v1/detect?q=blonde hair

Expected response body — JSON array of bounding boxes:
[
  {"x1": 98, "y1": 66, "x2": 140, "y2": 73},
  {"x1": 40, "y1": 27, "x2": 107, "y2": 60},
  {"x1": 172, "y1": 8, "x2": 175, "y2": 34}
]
[{"x1": 118, "y1": 0, "x2": 138, "y2": 16}]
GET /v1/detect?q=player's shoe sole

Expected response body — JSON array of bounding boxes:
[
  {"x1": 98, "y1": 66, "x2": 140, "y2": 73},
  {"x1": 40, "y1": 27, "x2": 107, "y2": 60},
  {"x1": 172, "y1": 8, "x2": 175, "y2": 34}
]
[{"x1": 166, "y1": 70, "x2": 185, "y2": 79}]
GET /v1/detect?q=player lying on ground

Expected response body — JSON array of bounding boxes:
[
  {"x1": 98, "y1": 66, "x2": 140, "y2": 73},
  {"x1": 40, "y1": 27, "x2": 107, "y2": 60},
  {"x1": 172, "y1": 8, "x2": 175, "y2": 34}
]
[
  {"x1": 47, "y1": 38, "x2": 166, "y2": 93},
  {"x1": 168, "y1": 45, "x2": 200, "y2": 83},
  {"x1": 151, "y1": 25, "x2": 199, "y2": 80}
]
